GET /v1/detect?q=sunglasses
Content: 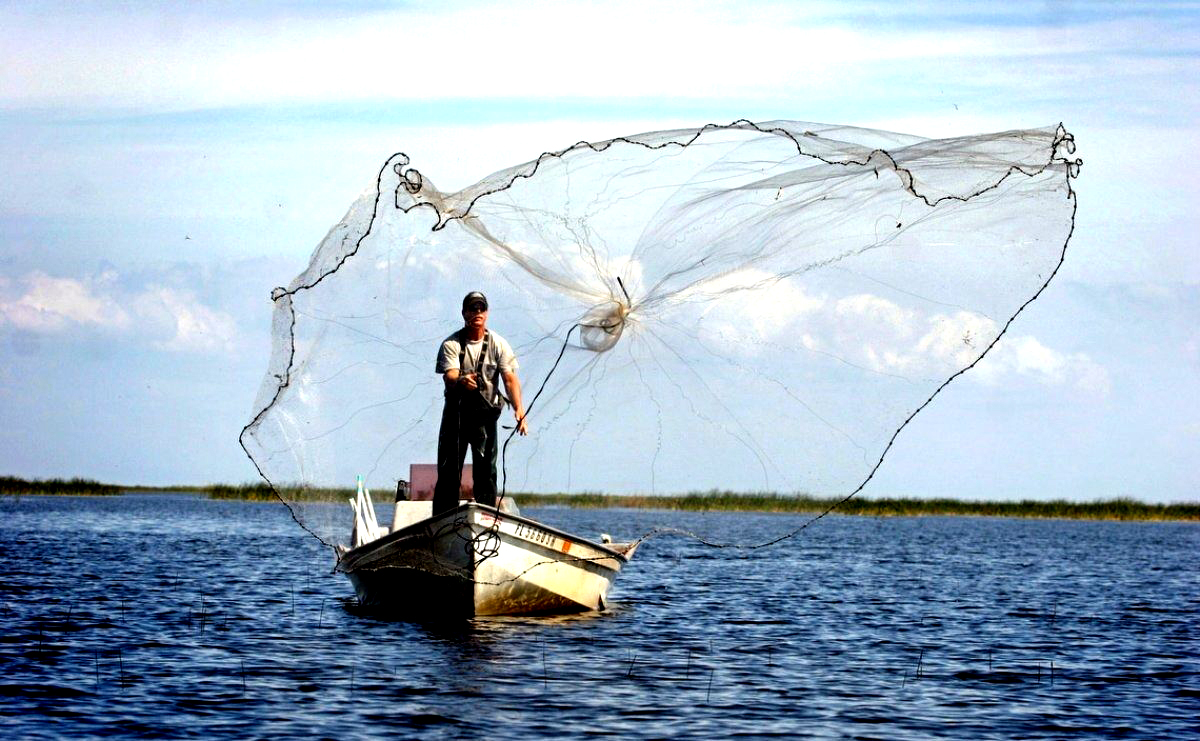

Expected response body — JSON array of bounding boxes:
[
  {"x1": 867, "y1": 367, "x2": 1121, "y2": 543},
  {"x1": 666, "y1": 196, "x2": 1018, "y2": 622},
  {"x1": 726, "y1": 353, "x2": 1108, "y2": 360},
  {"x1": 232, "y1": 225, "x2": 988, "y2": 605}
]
[{"x1": 465, "y1": 304, "x2": 488, "y2": 313}]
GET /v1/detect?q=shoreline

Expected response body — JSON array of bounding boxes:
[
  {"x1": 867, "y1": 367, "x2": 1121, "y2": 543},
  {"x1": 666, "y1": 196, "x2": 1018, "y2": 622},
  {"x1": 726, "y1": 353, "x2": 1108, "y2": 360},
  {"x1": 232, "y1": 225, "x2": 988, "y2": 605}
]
[
  {"x1": 514, "y1": 493, "x2": 1200, "y2": 522},
  {"x1": 3, "y1": 478, "x2": 1197, "y2": 521}
]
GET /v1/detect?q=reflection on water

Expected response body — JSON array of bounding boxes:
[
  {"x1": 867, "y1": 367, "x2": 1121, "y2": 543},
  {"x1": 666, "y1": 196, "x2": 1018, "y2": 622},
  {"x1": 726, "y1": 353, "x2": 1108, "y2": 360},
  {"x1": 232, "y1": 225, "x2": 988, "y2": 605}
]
[{"x1": 1, "y1": 493, "x2": 1197, "y2": 740}]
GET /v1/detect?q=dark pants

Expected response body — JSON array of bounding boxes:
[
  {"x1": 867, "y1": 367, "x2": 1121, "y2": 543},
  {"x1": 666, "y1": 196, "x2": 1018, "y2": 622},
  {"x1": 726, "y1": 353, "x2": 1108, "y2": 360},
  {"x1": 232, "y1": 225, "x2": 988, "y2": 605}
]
[{"x1": 433, "y1": 393, "x2": 501, "y2": 514}]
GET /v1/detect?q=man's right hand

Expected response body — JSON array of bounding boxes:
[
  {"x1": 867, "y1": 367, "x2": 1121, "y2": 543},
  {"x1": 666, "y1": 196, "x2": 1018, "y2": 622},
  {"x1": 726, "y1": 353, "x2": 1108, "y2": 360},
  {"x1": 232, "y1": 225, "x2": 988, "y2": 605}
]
[{"x1": 459, "y1": 372, "x2": 479, "y2": 390}]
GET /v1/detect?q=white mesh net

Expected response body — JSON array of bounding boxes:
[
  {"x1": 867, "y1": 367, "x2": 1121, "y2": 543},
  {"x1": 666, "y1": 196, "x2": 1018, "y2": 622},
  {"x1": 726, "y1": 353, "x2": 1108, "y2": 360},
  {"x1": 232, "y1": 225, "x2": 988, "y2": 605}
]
[{"x1": 240, "y1": 120, "x2": 1080, "y2": 549}]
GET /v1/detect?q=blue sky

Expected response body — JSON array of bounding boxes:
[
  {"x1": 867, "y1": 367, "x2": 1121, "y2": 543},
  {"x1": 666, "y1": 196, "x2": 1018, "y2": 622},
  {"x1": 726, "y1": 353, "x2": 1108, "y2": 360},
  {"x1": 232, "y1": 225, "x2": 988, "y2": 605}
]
[{"x1": 0, "y1": 1, "x2": 1196, "y2": 501}]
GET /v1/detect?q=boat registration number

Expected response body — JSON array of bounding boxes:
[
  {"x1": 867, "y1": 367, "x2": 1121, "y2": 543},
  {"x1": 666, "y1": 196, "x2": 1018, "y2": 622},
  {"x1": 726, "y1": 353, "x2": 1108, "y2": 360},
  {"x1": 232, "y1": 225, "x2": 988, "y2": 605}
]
[{"x1": 511, "y1": 520, "x2": 573, "y2": 554}]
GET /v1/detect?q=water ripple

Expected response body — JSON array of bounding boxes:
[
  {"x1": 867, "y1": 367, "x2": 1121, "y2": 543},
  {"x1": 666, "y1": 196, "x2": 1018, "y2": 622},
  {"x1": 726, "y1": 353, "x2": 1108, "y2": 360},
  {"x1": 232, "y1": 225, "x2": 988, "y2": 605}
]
[{"x1": 0, "y1": 494, "x2": 1196, "y2": 739}]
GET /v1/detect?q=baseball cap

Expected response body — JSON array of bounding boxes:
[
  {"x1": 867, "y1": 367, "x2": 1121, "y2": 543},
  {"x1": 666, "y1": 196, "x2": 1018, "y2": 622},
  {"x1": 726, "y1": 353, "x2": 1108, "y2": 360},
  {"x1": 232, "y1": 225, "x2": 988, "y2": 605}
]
[{"x1": 462, "y1": 291, "x2": 488, "y2": 310}]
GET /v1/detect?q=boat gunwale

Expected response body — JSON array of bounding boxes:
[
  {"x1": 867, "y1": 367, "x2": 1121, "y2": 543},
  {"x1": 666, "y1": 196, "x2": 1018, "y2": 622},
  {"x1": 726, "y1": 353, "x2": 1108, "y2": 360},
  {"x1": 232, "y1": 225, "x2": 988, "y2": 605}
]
[{"x1": 336, "y1": 501, "x2": 630, "y2": 573}]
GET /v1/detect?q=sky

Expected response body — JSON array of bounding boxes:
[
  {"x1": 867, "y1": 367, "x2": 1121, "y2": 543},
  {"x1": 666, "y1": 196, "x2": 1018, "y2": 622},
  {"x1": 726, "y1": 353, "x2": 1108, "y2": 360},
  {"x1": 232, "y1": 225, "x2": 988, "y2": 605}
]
[{"x1": 0, "y1": 0, "x2": 1196, "y2": 502}]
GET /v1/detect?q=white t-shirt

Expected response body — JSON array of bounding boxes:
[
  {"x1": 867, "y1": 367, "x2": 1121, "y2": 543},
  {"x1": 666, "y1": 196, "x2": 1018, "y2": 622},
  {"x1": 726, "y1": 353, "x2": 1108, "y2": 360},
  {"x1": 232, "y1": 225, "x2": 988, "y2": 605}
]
[{"x1": 436, "y1": 330, "x2": 518, "y2": 409}]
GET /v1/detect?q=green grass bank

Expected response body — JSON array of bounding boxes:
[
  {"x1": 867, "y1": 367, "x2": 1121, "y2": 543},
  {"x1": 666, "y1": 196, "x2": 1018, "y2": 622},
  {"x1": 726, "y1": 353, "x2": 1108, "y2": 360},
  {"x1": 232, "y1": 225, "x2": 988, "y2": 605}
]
[
  {"x1": 5, "y1": 477, "x2": 1196, "y2": 521},
  {"x1": 201, "y1": 483, "x2": 1197, "y2": 521},
  {"x1": 515, "y1": 492, "x2": 1200, "y2": 521},
  {"x1": 0, "y1": 476, "x2": 122, "y2": 496}
]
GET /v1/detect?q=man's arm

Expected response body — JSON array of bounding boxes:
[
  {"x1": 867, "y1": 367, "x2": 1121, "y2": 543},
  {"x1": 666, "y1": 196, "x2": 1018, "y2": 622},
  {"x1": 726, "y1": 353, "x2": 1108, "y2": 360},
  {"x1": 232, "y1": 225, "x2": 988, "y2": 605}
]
[
  {"x1": 439, "y1": 339, "x2": 477, "y2": 390},
  {"x1": 443, "y1": 368, "x2": 479, "y2": 390},
  {"x1": 502, "y1": 370, "x2": 528, "y2": 435}
]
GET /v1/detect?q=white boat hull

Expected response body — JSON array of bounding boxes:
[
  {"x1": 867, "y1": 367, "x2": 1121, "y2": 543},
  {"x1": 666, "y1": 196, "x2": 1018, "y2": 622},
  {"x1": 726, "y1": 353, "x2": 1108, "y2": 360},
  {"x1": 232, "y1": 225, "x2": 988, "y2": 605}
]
[{"x1": 336, "y1": 503, "x2": 636, "y2": 616}]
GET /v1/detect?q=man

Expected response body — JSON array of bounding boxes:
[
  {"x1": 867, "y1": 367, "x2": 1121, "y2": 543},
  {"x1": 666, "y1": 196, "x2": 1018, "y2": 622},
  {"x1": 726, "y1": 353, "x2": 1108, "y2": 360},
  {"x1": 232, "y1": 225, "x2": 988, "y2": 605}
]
[{"x1": 433, "y1": 291, "x2": 528, "y2": 514}]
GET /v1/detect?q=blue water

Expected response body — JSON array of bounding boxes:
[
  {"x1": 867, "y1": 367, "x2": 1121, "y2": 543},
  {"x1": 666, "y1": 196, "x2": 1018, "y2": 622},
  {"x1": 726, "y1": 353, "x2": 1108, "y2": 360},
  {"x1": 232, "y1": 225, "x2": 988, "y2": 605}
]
[{"x1": 1, "y1": 493, "x2": 1197, "y2": 739}]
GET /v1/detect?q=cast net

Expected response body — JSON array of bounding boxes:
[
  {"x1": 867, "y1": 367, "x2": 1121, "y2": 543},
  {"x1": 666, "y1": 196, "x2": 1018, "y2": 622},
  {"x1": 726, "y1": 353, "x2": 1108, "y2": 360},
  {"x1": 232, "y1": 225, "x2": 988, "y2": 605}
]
[{"x1": 240, "y1": 119, "x2": 1079, "y2": 551}]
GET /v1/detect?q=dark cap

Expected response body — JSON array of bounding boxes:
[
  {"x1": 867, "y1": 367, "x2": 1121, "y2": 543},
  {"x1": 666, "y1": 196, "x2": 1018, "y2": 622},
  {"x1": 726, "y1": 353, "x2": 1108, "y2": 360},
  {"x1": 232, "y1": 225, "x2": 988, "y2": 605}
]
[{"x1": 462, "y1": 291, "x2": 488, "y2": 310}]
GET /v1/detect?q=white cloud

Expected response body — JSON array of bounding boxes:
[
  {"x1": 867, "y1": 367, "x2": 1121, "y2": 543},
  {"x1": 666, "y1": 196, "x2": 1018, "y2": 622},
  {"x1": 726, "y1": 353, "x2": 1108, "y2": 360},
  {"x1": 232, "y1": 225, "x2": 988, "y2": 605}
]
[
  {"x1": 972, "y1": 334, "x2": 1112, "y2": 395},
  {"x1": 915, "y1": 311, "x2": 1001, "y2": 369},
  {"x1": 0, "y1": 271, "x2": 238, "y2": 354},
  {"x1": 687, "y1": 278, "x2": 1108, "y2": 393},
  {"x1": 827, "y1": 298, "x2": 998, "y2": 376},
  {"x1": 0, "y1": 271, "x2": 129, "y2": 332},
  {"x1": 689, "y1": 269, "x2": 826, "y2": 343},
  {"x1": 835, "y1": 296, "x2": 1109, "y2": 394},
  {"x1": 132, "y1": 287, "x2": 238, "y2": 354},
  {"x1": 836, "y1": 294, "x2": 915, "y2": 335}
]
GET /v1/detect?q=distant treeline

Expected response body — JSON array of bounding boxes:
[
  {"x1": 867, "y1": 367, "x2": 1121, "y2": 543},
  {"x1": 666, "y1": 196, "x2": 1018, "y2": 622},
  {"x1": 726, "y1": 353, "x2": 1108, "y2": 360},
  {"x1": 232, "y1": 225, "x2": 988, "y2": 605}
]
[
  {"x1": 204, "y1": 482, "x2": 350, "y2": 501},
  {"x1": 0, "y1": 476, "x2": 122, "y2": 496},
  {"x1": 515, "y1": 491, "x2": 1200, "y2": 521},
  {"x1": 205, "y1": 486, "x2": 1200, "y2": 520},
  {"x1": 8, "y1": 477, "x2": 1197, "y2": 520}
]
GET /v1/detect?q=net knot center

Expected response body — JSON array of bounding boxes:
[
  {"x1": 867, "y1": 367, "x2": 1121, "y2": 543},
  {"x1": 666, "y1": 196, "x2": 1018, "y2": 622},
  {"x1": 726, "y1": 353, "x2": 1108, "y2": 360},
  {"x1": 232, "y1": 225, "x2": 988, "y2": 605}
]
[{"x1": 579, "y1": 299, "x2": 630, "y2": 353}]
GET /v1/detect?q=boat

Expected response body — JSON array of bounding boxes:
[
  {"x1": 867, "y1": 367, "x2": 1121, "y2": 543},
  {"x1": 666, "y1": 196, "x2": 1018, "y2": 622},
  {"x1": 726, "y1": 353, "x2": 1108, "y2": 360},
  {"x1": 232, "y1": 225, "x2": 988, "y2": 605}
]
[{"x1": 334, "y1": 476, "x2": 638, "y2": 616}]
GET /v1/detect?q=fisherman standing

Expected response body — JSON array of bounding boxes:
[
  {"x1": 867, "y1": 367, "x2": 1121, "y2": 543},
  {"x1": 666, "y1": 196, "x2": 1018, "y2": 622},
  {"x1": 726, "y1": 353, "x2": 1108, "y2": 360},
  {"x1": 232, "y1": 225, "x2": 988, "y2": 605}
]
[{"x1": 433, "y1": 291, "x2": 528, "y2": 514}]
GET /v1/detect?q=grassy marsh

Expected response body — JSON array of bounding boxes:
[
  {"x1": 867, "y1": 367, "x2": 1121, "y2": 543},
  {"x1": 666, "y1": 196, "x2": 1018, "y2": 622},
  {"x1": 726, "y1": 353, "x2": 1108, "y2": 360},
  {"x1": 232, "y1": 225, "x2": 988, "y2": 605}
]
[
  {"x1": 5, "y1": 477, "x2": 1195, "y2": 521},
  {"x1": 0, "y1": 476, "x2": 122, "y2": 497},
  {"x1": 514, "y1": 491, "x2": 1200, "y2": 521}
]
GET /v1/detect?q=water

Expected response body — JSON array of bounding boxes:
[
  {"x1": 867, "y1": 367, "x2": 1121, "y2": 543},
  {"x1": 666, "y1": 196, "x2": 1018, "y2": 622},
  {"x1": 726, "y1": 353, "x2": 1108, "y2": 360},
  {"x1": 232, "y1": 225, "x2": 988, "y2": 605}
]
[{"x1": 1, "y1": 494, "x2": 1196, "y2": 739}]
